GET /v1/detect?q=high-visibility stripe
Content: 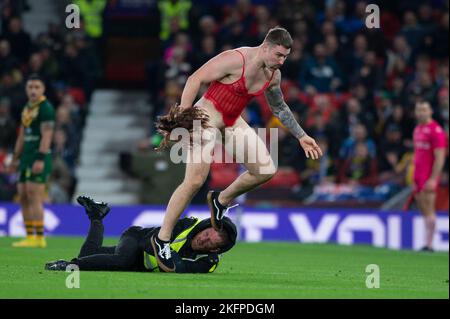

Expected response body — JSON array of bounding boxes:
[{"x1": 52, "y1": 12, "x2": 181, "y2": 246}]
[
  {"x1": 208, "y1": 264, "x2": 217, "y2": 273},
  {"x1": 143, "y1": 218, "x2": 202, "y2": 271}
]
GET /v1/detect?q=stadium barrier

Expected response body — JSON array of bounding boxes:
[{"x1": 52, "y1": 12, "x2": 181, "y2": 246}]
[{"x1": 0, "y1": 204, "x2": 448, "y2": 251}]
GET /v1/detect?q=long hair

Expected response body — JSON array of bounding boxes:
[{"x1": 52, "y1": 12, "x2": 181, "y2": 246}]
[{"x1": 154, "y1": 105, "x2": 211, "y2": 151}]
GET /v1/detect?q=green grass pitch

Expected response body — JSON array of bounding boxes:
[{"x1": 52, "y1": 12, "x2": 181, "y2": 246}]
[{"x1": 0, "y1": 237, "x2": 447, "y2": 299}]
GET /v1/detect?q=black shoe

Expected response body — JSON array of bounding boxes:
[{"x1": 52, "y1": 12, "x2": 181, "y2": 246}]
[
  {"x1": 76, "y1": 196, "x2": 110, "y2": 221},
  {"x1": 45, "y1": 260, "x2": 73, "y2": 271},
  {"x1": 207, "y1": 191, "x2": 238, "y2": 231},
  {"x1": 150, "y1": 235, "x2": 176, "y2": 273},
  {"x1": 420, "y1": 246, "x2": 434, "y2": 252}
]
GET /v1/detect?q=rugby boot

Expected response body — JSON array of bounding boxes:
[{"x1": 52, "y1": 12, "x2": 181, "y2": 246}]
[{"x1": 76, "y1": 196, "x2": 110, "y2": 221}]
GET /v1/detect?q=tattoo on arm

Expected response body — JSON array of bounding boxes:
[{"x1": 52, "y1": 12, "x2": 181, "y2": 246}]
[{"x1": 265, "y1": 85, "x2": 306, "y2": 139}]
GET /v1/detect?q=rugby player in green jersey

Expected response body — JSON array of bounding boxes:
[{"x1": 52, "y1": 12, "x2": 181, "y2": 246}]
[{"x1": 8, "y1": 74, "x2": 55, "y2": 248}]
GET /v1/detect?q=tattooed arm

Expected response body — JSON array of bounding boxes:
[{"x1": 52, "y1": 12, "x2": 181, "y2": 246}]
[
  {"x1": 265, "y1": 70, "x2": 322, "y2": 159},
  {"x1": 264, "y1": 71, "x2": 306, "y2": 139}
]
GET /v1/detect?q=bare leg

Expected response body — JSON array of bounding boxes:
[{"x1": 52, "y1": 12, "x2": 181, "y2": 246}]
[
  {"x1": 422, "y1": 191, "x2": 437, "y2": 249},
  {"x1": 18, "y1": 183, "x2": 33, "y2": 237},
  {"x1": 218, "y1": 117, "x2": 276, "y2": 206},
  {"x1": 158, "y1": 161, "x2": 211, "y2": 241},
  {"x1": 26, "y1": 182, "x2": 46, "y2": 239},
  {"x1": 157, "y1": 102, "x2": 223, "y2": 241}
]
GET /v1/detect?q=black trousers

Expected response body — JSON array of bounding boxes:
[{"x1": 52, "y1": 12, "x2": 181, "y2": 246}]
[{"x1": 74, "y1": 221, "x2": 146, "y2": 271}]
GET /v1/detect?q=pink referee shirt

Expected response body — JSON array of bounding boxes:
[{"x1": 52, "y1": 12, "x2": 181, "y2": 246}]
[{"x1": 413, "y1": 120, "x2": 447, "y2": 185}]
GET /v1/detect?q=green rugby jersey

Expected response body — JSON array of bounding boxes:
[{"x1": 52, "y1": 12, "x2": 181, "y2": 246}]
[{"x1": 20, "y1": 96, "x2": 55, "y2": 156}]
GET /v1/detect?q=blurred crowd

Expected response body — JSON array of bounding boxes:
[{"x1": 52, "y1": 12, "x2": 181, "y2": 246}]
[
  {"x1": 0, "y1": 0, "x2": 101, "y2": 202},
  {"x1": 144, "y1": 0, "x2": 449, "y2": 200},
  {"x1": 1, "y1": 0, "x2": 448, "y2": 204}
]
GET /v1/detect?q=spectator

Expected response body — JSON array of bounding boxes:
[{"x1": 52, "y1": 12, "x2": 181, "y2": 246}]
[
  {"x1": 0, "y1": 70, "x2": 26, "y2": 122},
  {"x1": 300, "y1": 42, "x2": 343, "y2": 93},
  {"x1": 407, "y1": 71, "x2": 438, "y2": 107},
  {"x1": 55, "y1": 106, "x2": 79, "y2": 169},
  {"x1": 299, "y1": 136, "x2": 336, "y2": 198},
  {"x1": 48, "y1": 156, "x2": 73, "y2": 203},
  {"x1": 386, "y1": 57, "x2": 413, "y2": 91},
  {"x1": 75, "y1": 0, "x2": 107, "y2": 40},
  {"x1": 386, "y1": 35, "x2": 414, "y2": 73},
  {"x1": 163, "y1": 46, "x2": 192, "y2": 88},
  {"x1": 38, "y1": 45, "x2": 59, "y2": 79},
  {"x1": 194, "y1": 15, "x2": 219, "y2": 50},
  {"x1": 269, "y1": 118, "x2": 303, "y2": 171},
  {"x1": 305, "y1": 94, "x2": 336, "y2": 127},
  {"x1": 193, "y1": 35, "x2": 217, "y2": 70},
  {"x1": 339, "y1": 123, "x2": 376, "y2": 161},
  {"x1": 164, "y1": 32, "x2": 193, "y2": 62},
  {"x1": 158, "y1": 0, "x2": 192, "y2": 41},
  {"x1": 399, "y1": 10, "x2": 424, "y2": 51},
  {"x1": 282, "y1": 37, "x2": 305, "y2": 82},
  {"x1": 27, "y1": 52, "x2": 44, "y2": 75},
  {"x1": 0, "y1": 97, "x2": 16, "y2": 151},
  {"x1": 221, "y1": 21, "x2": 250, "y2": 48},
  {"x1": 345, "y1": 33, "x2": 368, "y2": 75},
  {"x1": 436, "y1": 88, "x2": 449, "y2": 133},
  {"x1": 378, "y1": 123, "x2": 407, "y2": 183},
  {"x1": 334, "y1": 0, "x2": 365, "y2": 36},
  {"x1": 384, "y1": 104, "x2": 415, "y2": 145},
  {"x1": 350, "y1": 50, "x2": 384, "y2": 91},
  {"x1": 431, "y1": 13, "x2": 449, "y2": 59},
  {"x1": 338, "y1": 96, "x2": 375, "y2": 142},
  {"x1": 1, "y1": 16, "x2": 31, "y2": 64},
  {"x1": 313, "y1": 20, "x2": 337, "y2": 45},
  {"x1": 285, "y1": 85, "x2": 308, "y2": 120},
  {"x1": 0, "y1": 39, "x2": 19, "y2": 74},
  {"x1": 277, "y1": 0, "x2": 316, "y2": 27},
  {"x1": 390, "y1": 75, "x2": 409, "y2": 105},
  {"x1": 0, "y1": 148, "x2": 16, "y2": 201},
  {"x1": 339, "y1": 141, "x2": 378, "y2": 186}
]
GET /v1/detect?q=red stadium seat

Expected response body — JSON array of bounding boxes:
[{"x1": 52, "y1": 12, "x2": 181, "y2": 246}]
[
  {"x1": 436, "y1": 185, "x2": 449, "y2": 211},
  {"x1": 261, "y1": 168, "x2": 300, "y2": 188}
]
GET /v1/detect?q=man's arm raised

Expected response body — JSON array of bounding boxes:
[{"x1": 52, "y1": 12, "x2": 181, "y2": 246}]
[{"x1": 264, "y1": 70, "x2": 323, "y2": 160}]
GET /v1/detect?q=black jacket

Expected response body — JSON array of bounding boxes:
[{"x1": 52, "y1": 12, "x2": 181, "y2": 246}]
[{"x1": 139, "y1": 216, "x2": 237, "y2": 273}]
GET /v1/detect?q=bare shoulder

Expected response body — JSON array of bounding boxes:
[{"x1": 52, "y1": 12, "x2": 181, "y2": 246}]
[
  {"x1": 235, "y1": 46, "x2": 254, "y2": 52},
  {"x1": 268, "y1": 70, "x2": 282, "y2": 89},
  {"x1": 216, "y1": 49, "x2": 245, "y2": 66}
]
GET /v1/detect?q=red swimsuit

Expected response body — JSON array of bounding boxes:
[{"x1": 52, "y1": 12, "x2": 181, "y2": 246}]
[{"x1": 203, "y1": 50, "x2": 275, "y2": 126}]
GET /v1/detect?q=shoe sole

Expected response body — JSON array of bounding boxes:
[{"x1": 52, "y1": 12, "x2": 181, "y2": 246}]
[
  {"x1": 150, "y1": 235, "x2": 176, "y2": 273},
  {"x1": 77, "y1": 197, "x2": 110, "y2": 220},
  {"x1": 207, "y1": 191, "x2": 222, "y2": 231}
]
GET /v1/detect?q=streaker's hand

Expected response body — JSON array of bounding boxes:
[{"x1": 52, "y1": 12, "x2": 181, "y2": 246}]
[{"x1": 298, "y1": 135, "x2": 323, "y2": 160}]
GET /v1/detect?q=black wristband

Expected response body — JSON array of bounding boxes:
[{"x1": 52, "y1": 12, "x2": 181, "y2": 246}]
[{"x1": 36, "y1": 152, "x2": 46, "y2": 160}]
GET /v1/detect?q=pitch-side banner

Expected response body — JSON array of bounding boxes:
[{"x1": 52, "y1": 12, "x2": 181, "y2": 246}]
[{"x1": 0, "y1": 204, "x2": 448, "y2": 251}]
